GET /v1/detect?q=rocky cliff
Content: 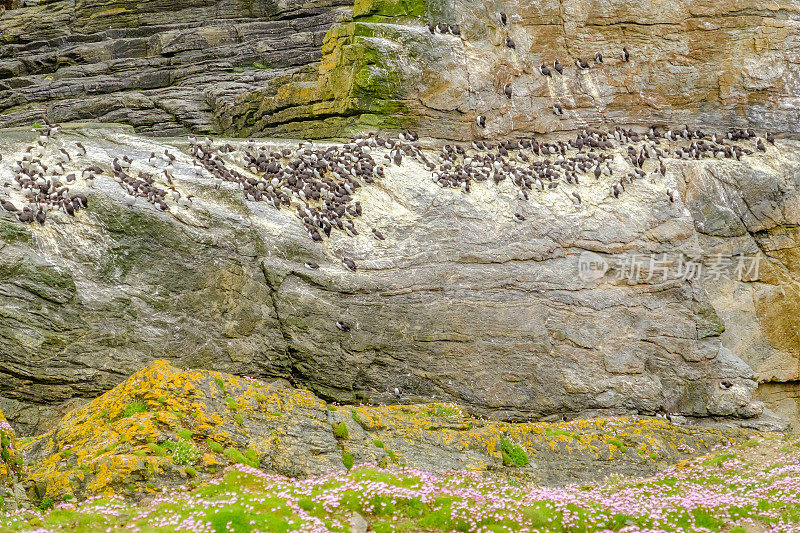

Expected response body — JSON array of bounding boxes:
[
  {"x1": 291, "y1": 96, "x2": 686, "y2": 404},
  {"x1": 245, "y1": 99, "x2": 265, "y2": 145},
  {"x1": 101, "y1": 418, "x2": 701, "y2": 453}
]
[
  {"x1": 0, "y1": 0, "x2": 799, "y2": 139},
  {"x1": 0, "y1": 0, "x2": 353, "y2": 135},
  {"x1": 0, "y1": 124, "x2": 796, "y2": 435}
]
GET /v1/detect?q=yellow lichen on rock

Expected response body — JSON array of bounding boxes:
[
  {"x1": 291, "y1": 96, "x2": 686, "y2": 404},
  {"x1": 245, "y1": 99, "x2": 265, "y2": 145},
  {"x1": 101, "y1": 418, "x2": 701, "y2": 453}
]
[{"x1": 17, "y1": 361, "x2": 757, "y2": 505}]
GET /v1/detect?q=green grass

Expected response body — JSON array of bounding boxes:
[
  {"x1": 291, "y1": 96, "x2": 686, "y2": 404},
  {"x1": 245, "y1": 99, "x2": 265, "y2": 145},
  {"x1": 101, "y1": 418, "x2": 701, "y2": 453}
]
[
  {"x1": 225, "y1": 397, "x2": 237, "y2": 411},
  {"x1": 702, "y1": 451, "x2": 737, "y2": 467},
  {"x1": 607, "y1": 438, "x2": 628, "y2": 453},
  {"x1": 545, "y1": 427, "x2": 583, "y2": 441},
  {"x1": 121, "y1": 401, "x2": 147, "y2": 418},
  {"x1": 500, "y1": 438, "x2": 530, "y2": 467},
  {"x1": 428, "y1": 405, "x2": 460, "y2": 418},
  {"x1": 4, "y1": 436, "x2": 800, "y2": 533},
  {"x1": 213, "y1": 377, "x2": 226, "y2": 393},
  {"x1": 166, "y1": 439, "x2": 198, "y2": 466},
  {"x1": 333, "y1": 421, "x2": 349, "y2": 440},
  {"x1": 342, "y1": 452, "x2": 354, "y2": 470}
]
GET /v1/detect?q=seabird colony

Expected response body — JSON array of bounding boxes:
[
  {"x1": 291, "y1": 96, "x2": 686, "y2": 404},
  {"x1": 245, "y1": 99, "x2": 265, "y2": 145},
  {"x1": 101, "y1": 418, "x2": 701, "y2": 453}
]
[{"x1": 0, "y1": 11, "x2": 778, "y2": 276}]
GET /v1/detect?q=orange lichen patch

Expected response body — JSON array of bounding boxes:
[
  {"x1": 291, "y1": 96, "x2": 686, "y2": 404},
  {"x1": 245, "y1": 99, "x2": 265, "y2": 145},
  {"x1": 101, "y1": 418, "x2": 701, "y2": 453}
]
[{"x1": 20, "y1": 361, "x2": 334, "y2": 502}]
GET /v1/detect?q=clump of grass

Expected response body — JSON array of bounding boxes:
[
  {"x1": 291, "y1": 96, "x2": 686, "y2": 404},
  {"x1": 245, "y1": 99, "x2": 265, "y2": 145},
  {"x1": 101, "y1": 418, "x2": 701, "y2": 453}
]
[
  {"x1": 224, "y1": 447, "x2": 259, "y2": 468},
  {"x1": 38, "y1": 497, "x2": 53, "y2": 511},
  {"x1": 545, "y1": 427, "x2": 582, "y2": 441},
  {"x1": 342, "y1": 452, "x2": 354, "y2": 470},
  {"x1": 333, "y1": 421, "x2": 349, "y2": 440},
  {"x1": 234, "y1": 414, "x2": 244, "y2": 426},
  {"x1": 213, "y1": 377, "x2": 226, "y2": 393},
  {"x1": 207, "y1": 440, "x2": 224, "y2": 454},
  {"x1": 175, "y1": 428, "x2": 192, "y2": 441},
  {"x1": 373, "y1": 439, "x2": 384, "y2": 449},
  {"x1": 121, "y1": 401, "x2": 147, "y2": 418},
  {"x1": 147, "y1": 443, "x2": 168, "y2": 456},
  {"x1": 167, "y1": 439, "x2": 199, "y2": 466},
  {"x1": 245, "y1": 448, "x2": 260, "y2": 468},
  {"x1": 428, "y1": 405, "x2": 460, "y2": 418},
  {"x1": 702, "y1": 451, "x2": 736, "y2": 467},
  {"x1": 185, "y1": 466, "x2": 198, "y2": 478},
  {"x1": 500, "y1": 438, "x2": 530, "y2": 467},
  {"x1": 225, "y1": 397, "x2": 237, "y2": 411},
  {"x1": 607, "y1": 438, "x2": 628, "y2": 453}
]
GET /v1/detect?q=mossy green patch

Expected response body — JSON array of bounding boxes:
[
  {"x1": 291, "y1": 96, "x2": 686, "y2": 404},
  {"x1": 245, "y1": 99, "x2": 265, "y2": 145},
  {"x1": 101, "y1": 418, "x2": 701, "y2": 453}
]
[
  {"x1": 501, "y1": 438, "x2": 530, "y2": 467},
  {"x1": 121, "y1": 401, "x2": 147, "y2": 418},
  {"x1": 333, "y1": 421, "x2": 349, "y2": 440}
]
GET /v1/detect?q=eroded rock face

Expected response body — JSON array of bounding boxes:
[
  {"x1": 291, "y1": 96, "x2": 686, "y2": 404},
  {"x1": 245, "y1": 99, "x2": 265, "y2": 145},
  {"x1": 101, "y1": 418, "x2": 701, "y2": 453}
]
[
  {"x1": 0, "y1": 124, "x2": 796, "y2": 433},
  {"x1": 0, "y1": 0, "x2": 353, "y2": 135},
  {"x1": 235, "y1": 0, "x2": 800, "y2": 139},
  {"x1": 2, "y1": 0, "x2": 798, "y2": 140}
]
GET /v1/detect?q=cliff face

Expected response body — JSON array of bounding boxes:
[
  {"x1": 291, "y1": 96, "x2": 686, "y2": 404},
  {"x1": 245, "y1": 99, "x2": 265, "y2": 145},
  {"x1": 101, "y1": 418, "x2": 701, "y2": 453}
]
[
  {"x1": 0, "y1": 124, "x2": 796, "y2": 435},
  {"x1": 0, "y1": 0, "x2": 352, "y2": 135},
  {"x1": 1, "y1": 0, "x2": 798, "y2": 139}
]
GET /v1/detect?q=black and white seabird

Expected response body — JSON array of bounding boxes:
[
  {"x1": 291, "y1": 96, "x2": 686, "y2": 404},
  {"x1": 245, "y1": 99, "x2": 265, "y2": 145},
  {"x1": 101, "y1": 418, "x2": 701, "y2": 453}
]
[
  {"x1": 594, "y1": 52, "x2": 603, "y2": 64},
  {"x1": 576, "y1": 58, "x2": 590, "y2": 69},
  {"x1": 553, "y1": 102, "x2": 564, "y2": 115},
  {"x1": 342, "y1": 257, "x2": 357, "y2": 271},
  {"x1": 476, "y1": 115, "x2": 487, "y2": 128},
  {"x1": 622, "y1": 47, "x2": 630, "y2": 62},
  {"x1": 499, "y1": 12, "x2": 508, "y2": 26},
  {"x1": 505, "y1": 37, "x2": 515, "y2": 49},
  {"x1": 304, "y1": 262, "x2": 320, "y2": 270},
  {"x1": 336, "y1": 321, "x2": 351, "y2": 332},
  {"x1": 539, "y1": 64, "x2": 552, "y2": 76},
  {"x1": 553, "y1": 60, "x2": 563, "y2": 74},
  {"x1": 504, "y1": 83, "x2": 512, "y2": 99}
]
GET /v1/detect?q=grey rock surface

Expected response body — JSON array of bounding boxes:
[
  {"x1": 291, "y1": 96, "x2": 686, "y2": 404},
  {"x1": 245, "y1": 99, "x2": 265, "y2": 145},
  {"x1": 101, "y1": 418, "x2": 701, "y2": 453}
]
[
  {"x1": 0, "y1": 124, "x2": 797, "y2": 434},
  {"x1": 0, "y1": 0, "x2": 352, "y2": 135}
]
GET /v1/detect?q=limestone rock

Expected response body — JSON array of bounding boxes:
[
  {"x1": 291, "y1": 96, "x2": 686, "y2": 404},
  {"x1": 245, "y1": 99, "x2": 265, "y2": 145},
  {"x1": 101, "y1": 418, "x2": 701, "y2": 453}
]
[
  {"x1": 0, "y1": 124, "x2": 795, "y2": 432},
  {"x1": 1, "y1": 1, "x2": 798, "y2": 139},
  {"x1": 236, "y1": 0, "x2": 800, "y2": 139},
  {"x1": 0, "y1": 0, "x2": 353, "y2": 135}
]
